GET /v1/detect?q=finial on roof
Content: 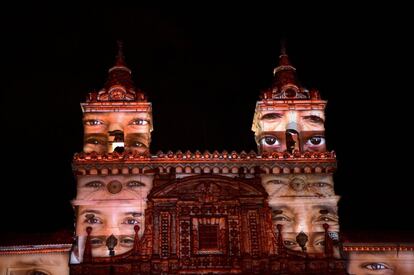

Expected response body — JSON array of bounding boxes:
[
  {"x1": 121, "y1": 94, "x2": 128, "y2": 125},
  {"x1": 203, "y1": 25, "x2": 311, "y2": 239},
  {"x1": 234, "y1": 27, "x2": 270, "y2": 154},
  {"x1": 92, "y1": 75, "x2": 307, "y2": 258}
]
[
  {"x1": 280, "y1": 38, "x2": 287, "y2": 56},
  {"x1": 323, "y1": 223, "x2": 334, "y2": 257},
  {"x1": 115, "y1": 40, "x2": 126, "y2": 67},
  {"x1": 276, "y1": 224, "x2": 287, "y2": 257},
  {"x1": 132, "y1": 225, "x2": 140, "y2": 255},
  {"x1": 276, "y1": 38, "x2": 292, "y2": 68},
  {"x1": 83, "y1": 226, "x2": 93, "y2": 263},
  {"x1": 267, "y1": 39, "x2": 309, "y2": 99}
]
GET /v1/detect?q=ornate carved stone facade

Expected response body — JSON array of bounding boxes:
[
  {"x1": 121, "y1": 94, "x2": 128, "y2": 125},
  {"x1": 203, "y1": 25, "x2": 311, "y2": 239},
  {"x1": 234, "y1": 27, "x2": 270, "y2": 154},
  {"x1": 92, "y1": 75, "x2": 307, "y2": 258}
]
[{"x1": 69, "y1": 43, "x2": 348, "y2": 274}]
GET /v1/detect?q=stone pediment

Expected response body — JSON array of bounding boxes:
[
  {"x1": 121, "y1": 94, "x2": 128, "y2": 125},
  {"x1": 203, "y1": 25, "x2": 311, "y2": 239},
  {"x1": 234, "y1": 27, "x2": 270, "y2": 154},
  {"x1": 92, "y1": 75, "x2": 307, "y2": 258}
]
[{"x1": 149, "y1": 174, "x2": 266, "y2": 201}]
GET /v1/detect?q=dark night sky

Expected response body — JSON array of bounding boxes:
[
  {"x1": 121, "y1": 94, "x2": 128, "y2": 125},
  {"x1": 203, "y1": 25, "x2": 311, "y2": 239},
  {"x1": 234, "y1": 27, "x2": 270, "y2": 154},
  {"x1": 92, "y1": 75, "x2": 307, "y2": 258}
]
[{"x1": 1, "y1": 7, "x2": 412, "y2": 234}]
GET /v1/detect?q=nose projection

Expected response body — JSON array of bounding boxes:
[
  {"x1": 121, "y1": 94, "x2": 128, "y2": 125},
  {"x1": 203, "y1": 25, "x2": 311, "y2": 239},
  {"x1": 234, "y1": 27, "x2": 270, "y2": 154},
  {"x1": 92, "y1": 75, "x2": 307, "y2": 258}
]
[
  {"x1": 286, "y1": 129, "x2": 300, "y2": 153},
  {"x1": 109, "y1": 130, "x2": 125, "y2": 153}
]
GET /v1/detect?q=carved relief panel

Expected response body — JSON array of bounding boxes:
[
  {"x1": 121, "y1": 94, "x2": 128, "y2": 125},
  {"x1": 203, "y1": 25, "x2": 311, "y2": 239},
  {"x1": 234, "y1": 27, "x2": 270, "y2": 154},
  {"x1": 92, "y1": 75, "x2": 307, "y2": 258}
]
[{"x1": 148, "y1": 174, "x2": 268, "y2": 265}]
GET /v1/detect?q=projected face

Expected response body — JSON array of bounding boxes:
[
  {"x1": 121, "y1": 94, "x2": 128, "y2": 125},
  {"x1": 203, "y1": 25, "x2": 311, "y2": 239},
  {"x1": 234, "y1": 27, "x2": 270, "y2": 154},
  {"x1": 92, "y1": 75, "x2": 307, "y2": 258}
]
[
  {"x1": 262, "y1": 174, "x2": 334, "y2": 197},
  {"x1": 83, "y1": 112, "x2": 151, "y2": 154},
  {"x1": 255, "y1": 110, "x2": 326, "y2": 152},
  {"x1": 75, "y1": 205, "x2": 145, "y2": 257},
  {"x1": 347, "y1": 251, "x2": 414, "y2": 275},
  {"x1": 270, "y1": 198, "x2": 339, "y2": 253},
  {"x1": 76, "y1": 174, "x2": 153, "y2": 201},
  {"x1": 270, "y1": 200, "x2": 339, "y2": 233}
]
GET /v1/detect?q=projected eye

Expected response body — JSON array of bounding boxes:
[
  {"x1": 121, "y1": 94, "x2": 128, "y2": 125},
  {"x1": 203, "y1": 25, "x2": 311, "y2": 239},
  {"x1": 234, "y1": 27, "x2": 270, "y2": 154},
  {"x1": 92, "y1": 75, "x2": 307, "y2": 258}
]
[
  {"x1": 273, "y1": 216, "x2": 290, "y2": 222},
  {"x1": 85, "y1": 181, "x2": 105, "y2": 188},
  {"x1": 127, "y1": 181, "x2": 145, "y2": 188},
  {"x1": 260, "y1": 135, "x2": 280, "y2": 146},
  {"x1": 85, "y1": 137, "x2": 106, "y2": 145},
  {"x1": 362, "y1": 263, "x2": 390, "y2": 270},
  {"x1": 310, "y1": 182, "x2": 331, "y2": 188},
  {"x1": 272, "y1": 212, "x2": 291, "y2": 222},
  {"x1": 130, "y1": 141, "x2": 147, "y2": 148},
  {"x1": 267, "y1": 179, "x2": 284, "y2": 185},
  {"x1": 120, "y1": 236, "x2": 135, "y2": 246},
  {"x1": 315, "y1": 215, "x2": 338, "y2": 223},
  {"x1": 306, "y1": 136, "x2": 325, "y2": 146},
  {"x1": 84, "y1": 119, "x2": 104, "y2": 126},
  {"x1": 86, "y1": 139, "x2": 99, "y2": 145},
  {"x1": 90, "y1": 237, "x2": 104, "y2": 246},
  {"x1": 129, "y1": 119, "x2": 149, "y2": 126},
  {"x1": 84, "y1": 214, "x2": 102, "y2": 224},
  {"x1": 283, "y1": 240, "x2": 297, "y2": 246},
  {"x1": 314, "y1": 239, "x2": 325, "y2": 246},
  {"x1": 122, "y1": 218, "x2": 140, "y2": 225}
]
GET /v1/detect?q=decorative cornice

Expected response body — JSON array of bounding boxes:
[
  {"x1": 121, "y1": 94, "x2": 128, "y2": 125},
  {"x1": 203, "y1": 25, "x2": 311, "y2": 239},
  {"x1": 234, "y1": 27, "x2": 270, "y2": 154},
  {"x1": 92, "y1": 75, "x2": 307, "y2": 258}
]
[
  {"x1": 74, "y1": 150, "x2": 336, "y2": 162},
  {"x1": 81, "y1": 101, "x2": 152, "y2": 113},
  {"x1": 343, "y1": 243, "x2": 414, "y2": 252},
  {"x1": 0, "y1": 244, "x2": 72, "y2": 255},
  {"x1": 72, "y1": 150, "x2": 336, "y2": 175},
  {"x1": 255, "y1": 100, "x2": 327, "y2": 110}
]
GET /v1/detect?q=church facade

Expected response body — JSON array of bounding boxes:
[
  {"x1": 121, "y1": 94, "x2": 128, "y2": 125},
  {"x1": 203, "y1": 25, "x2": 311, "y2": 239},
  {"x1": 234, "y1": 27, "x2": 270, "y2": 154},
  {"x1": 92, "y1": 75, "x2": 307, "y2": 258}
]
[
  {"x1": 1, "y1": 43, "x2": 413, "y2": 275},
  {"x1": 69, "y1": 43, "x2": 346, "y2": 274}
]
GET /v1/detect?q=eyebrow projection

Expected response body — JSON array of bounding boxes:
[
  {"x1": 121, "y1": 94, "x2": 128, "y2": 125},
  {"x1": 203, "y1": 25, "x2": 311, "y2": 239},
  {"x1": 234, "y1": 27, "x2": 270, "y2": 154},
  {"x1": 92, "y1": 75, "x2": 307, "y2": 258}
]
[
  {"x1": 260, "y1": 113, "x2": 283, "y2": 120},
  {"x1": 80, "y1": 209, "x2": 102, "y2": 215},
  {"x1": 124, "y1": 212, "x2": 143, "y2": 217},
  {"x1": 302, "y1": 115, "x2": 325, "y2": 124}
]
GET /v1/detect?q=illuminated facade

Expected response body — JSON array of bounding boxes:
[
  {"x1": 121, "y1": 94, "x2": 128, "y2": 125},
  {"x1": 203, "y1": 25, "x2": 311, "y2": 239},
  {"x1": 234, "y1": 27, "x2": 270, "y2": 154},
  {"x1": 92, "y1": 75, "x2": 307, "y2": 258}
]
[
  {"x1": 68, "y1": 43, "x2": 347, "y2": 274},
  {"x1": 1, "y1": 43, "x2": 413, "y2": 274}
]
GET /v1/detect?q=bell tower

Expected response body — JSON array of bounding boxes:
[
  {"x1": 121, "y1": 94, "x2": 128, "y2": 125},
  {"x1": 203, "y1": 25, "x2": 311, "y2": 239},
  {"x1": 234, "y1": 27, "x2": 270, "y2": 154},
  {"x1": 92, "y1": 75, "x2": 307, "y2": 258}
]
[
  {"x1": 252, "y1": 42, "x2": 326, "y2": 154},
  {"x1": 81, "y1": 41, "x2": 153, "y2": 155},
  {"x1": 70, "y1": 43, "x2": 154, "y2": 264},
  {"x1": 254, "y1": 43, "x2": 340, "y2": 255}
]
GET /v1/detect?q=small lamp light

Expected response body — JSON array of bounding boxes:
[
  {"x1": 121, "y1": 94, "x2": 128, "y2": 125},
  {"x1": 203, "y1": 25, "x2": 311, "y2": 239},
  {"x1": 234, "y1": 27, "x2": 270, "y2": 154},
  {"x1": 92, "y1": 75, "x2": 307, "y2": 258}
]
[
  {"x1": 296, "y1": 231, "x2": 308, "y2": 252},
  {"x1": 106, "y1": 234, "x2": 118, "y2": 256}
]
